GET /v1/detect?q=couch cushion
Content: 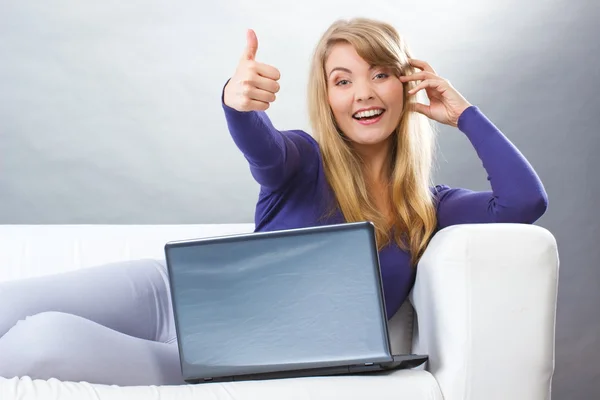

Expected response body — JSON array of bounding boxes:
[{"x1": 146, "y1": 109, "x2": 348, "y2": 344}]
[{"x1": 1, "y1": 370, "x2": 443, "y2": 399}]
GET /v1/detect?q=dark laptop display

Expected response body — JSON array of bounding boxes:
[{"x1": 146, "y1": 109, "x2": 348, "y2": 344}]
[{"x1": 164, "y1": 222, "x2": 427, "y2": 383}]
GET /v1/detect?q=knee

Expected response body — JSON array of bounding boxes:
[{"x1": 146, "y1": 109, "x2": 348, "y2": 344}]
[
  {"x1": 121, "y1": 258, "x2": 169, "y2": 282},
  {"x1": 121, "y1": 257, "x2": 166, "y2": 271},
  {"x1": 0, "y1": 312, "x2": 78, "y2": 378}
]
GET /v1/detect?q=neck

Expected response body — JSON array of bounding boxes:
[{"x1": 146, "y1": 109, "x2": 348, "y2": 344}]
[{"x1": 353, "y1": 139, "x2": 392, "y2": 187}]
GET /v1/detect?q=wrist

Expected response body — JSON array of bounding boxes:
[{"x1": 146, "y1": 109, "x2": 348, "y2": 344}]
[{"x1": 453, "y1": 102, "x2": 473, "y2": 127}]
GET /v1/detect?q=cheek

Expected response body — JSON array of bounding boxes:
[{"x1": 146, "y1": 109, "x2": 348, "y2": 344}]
[
  {"x1": 383, "y1": 84, "x2": 405, "y2": 109},
  {"x1": 328, "y1": 92, "x2": 350, "y2": 119}
]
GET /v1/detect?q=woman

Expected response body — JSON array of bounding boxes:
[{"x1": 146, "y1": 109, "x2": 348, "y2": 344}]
[
  {"x1": 222, "y1": 19, "x2": 547, "y2": 318},
  {"x1": 0, "y1": 17, "x2": 547, "y2": 386}
]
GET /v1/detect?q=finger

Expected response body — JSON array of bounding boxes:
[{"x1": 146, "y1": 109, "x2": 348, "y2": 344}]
[
  {"x1": 407, "y1": 79, "x2": 445, "y2": 95},
  {"x1": 412, "y1": 102, "x2": 432, "y2": 118},
  {"x1": 253, "y1": 74, "x2": 280, "y2": 94},
  {"x1": 408, "y1": 58, "x2": 436, "y2": 74},
  {"x1": 241, "y1": 98, "x2": 270, "y2": 111},
  {"x1": 244, "y1": 29, "x2": 258, "y2": 61},
  {"x1": 254, "y1": 62, "x2": 281, "y2": 81},
  {"x1": 400, "y1": 70, "x2": 438, "y2": 82},
  {"x1": 246, "y1": 86, "x2": 277, "y2": 103}
]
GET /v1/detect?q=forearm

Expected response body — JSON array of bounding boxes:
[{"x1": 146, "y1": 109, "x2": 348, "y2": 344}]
[
  {"x1": 221, "y1": 82, "x2": 287, "y2": 166},
  {"x1": 221, "y1": 81, "x2": 311, "y2": 191},
  {"x1": 458, "y1": 106, "x2": 548, "y2": 220}
]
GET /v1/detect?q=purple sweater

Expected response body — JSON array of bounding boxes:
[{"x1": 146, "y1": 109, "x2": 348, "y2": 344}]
[{"x1": 221, "y1": 95, "x2": 548, "y2": 319}]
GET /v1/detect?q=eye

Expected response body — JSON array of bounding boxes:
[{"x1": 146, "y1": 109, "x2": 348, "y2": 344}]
[
  {"x1": 335, "y1": 79, "x2": 350, "y2": 86},
  {"x1": 375, "y1": 73, "x2": 389, "y2": 79}
]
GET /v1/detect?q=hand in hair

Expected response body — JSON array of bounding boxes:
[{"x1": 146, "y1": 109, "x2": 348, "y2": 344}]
[
  {"x1": 223, "y1": 29, "x2": 281, "y2": 112},
  {"x1": 400, "y1": 59, "x2": 472, "y2": 127}
]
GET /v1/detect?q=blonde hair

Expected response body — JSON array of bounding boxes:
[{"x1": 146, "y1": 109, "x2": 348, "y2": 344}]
[{"x1": 307, "y1": 17, "x2": 438, "y2": 266}]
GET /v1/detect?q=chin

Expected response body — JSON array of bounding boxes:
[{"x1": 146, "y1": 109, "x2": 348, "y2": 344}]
[
  {"x1": 347, "y1": 134, "x2": 391, "y2": 148},
  {"x1": 342, "y1": 117, "x2": 394, "y2": 142},
  {"x1": 345, "y1": 128, "x2": 394, "y2": 146}
]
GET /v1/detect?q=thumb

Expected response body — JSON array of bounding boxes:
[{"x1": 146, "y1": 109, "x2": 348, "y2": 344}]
[
  {"x1": 244, "y1": 29, "x2": 258, "y2": 61},
  {"x1": 413, "y1": 102, "x2": 432, "y2": 119}
]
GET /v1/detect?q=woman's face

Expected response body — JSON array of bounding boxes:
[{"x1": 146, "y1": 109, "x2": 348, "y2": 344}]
[{"x1": 325, "y1": 43, "x2": 405, "y2": 150}]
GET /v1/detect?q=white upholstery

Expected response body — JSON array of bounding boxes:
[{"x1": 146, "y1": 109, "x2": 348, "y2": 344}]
[
  {"x1": 411, "y1": 224, "x2": 559, "y2": 399},
  {"x1": 0, "y1": 223, "x2": 559, "y2": 400}
]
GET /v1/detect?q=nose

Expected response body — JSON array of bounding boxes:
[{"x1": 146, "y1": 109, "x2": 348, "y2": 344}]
[{"x1": 355, "y1": 80, "x2": 375, "y2": 102}]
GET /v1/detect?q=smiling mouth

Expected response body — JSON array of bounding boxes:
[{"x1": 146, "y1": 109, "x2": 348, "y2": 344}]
[{"x1": 352, "y1": 109, "x2": 386, "y2": 121}]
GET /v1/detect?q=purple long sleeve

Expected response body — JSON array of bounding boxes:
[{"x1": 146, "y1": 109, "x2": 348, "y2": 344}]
[{"x1": 434, "y1": 106, "x2": 548, "y2": 228}]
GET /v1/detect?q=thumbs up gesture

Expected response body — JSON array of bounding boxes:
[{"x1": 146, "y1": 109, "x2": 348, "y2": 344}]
[{"x1": 223, "y1": 29, "x2": 281, "y2": 112}]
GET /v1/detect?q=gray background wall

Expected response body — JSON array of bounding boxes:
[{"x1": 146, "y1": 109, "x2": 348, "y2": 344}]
[{"x1": 1, "y1": 0, "x2": 597, "y2": 397}]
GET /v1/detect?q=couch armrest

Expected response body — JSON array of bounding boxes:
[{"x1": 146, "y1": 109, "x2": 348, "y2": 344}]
[{"x1": 409, "y1": 224, "x2": 559, "y2": 400}]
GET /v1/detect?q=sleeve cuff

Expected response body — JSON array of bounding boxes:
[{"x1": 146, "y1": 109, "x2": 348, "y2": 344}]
[
  {"x1": 457, "y1": 105, "x2": 480, "y2": 131},
  {"x1": 456, "y1": 105, "x2": 499, "y2": 146},
  {"x1": 221, "y1": 78, "x2": 238, "y2": 113}
]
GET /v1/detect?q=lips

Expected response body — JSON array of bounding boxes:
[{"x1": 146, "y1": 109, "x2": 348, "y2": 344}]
[
  {"x1": 354, "y1": 111, "x2": 385, "y2": 126},
  {"x1": 352, "y1": 107, "x2": 386, "y2": 119}
]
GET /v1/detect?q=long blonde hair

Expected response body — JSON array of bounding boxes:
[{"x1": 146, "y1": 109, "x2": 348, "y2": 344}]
[{"x1": 307, "y1": 17, "x2": 438, "y2": 266}]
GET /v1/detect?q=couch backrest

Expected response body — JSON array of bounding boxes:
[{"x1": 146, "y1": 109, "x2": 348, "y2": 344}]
[{"x1": 0, "y1": 224, "x2": 255, "y2": 282}]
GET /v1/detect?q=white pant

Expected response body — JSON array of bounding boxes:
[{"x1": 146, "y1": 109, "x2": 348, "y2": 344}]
[{"x1": 0, "y1": 259, "x2": 186, "y2": 386}]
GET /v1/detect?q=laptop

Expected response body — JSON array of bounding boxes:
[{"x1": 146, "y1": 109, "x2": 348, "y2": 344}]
[{"x1": 164, "y1": 221, "x2": 428, "y2": 384}]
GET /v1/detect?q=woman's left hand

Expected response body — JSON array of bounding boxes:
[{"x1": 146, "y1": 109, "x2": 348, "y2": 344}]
[{"x1": 400, "y1": 59, "x2": 472, "y2": 127}]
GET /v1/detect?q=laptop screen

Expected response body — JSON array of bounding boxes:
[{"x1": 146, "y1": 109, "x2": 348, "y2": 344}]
[{"x1": 165, "y1": 223, "x2": 391, "y2": 380}]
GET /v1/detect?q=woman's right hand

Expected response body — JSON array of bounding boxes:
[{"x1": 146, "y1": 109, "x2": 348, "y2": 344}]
[{"x1": 223, "y1": 29, "x2": 281, "y2": 112}]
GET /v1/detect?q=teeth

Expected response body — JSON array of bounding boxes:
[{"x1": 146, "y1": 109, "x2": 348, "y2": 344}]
[{"x1": 354, "y1": 109, "x2": 384, "y2": 119}]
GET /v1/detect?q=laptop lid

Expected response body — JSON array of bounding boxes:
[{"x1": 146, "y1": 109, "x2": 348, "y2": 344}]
[{"x1": 164, "y1": 221, "x2": 393, "y2": 382}]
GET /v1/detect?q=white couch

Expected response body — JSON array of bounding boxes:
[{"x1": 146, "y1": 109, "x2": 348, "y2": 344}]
[{"x1": 0, "y1": 223, "x2": 559, "y2": 400}]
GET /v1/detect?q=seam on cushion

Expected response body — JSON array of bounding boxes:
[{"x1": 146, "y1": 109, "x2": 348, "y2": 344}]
[
  {"x1": 465, "y1": 231, "x2": 473, "y2": 400},
  {"x1": 407, "y1": 300, "x2": 415, "y2": 353},
  {"x1": 426, "y1": 370, "x2": 444, "y2": 399}
]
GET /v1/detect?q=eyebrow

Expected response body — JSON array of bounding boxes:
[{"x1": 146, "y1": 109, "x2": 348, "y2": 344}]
[{"x1": 328, "y1": 65, "x2": 377, "y2": 78}]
